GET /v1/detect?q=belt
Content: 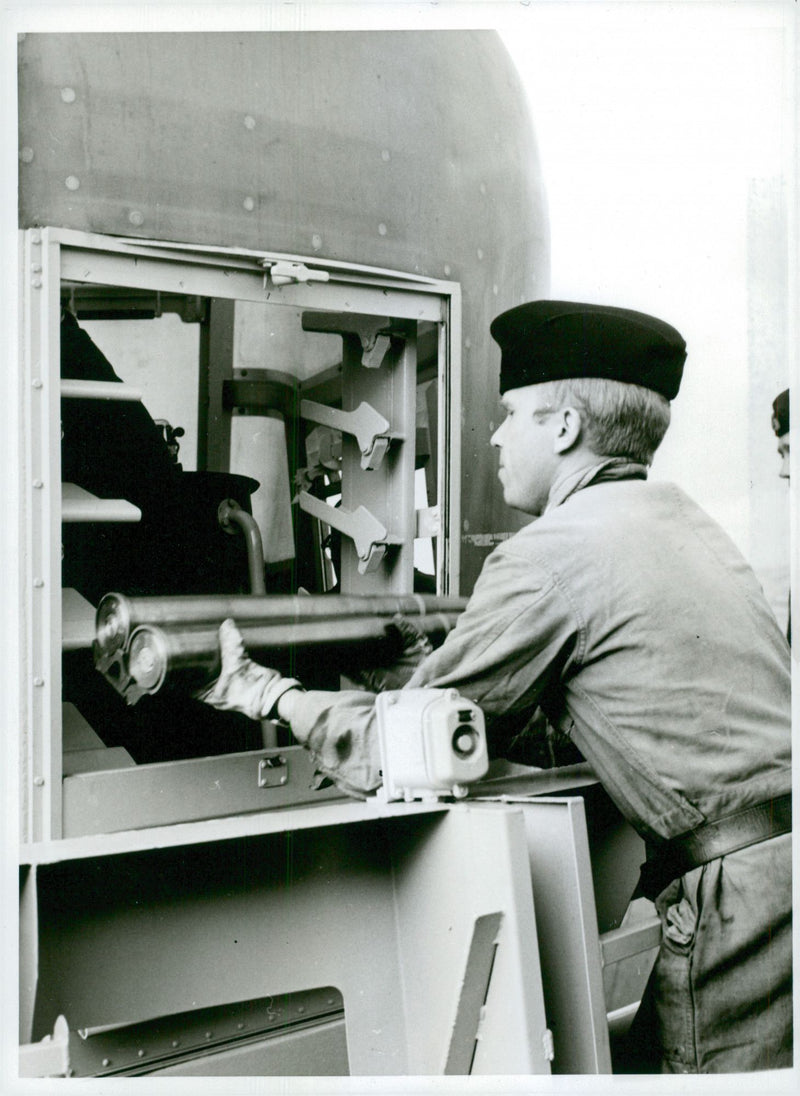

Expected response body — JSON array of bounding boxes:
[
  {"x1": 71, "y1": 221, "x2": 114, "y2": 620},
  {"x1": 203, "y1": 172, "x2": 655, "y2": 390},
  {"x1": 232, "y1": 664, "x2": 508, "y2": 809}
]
[{"x1": 636, "y1": 793, "x2": 792, "y2": 902}]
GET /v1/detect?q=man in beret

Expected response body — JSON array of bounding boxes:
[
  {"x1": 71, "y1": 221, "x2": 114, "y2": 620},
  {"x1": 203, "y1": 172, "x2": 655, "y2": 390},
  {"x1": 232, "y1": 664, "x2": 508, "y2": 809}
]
[
  {"x1": 773, "y1": 387, "x2": 790, "y2": 480},
  {"x1": 201, "y1": 300, "x2": 792, "y2": 1074},
  {"x1": 773, "y1": 388, "x2": 790, "y2": 643}
]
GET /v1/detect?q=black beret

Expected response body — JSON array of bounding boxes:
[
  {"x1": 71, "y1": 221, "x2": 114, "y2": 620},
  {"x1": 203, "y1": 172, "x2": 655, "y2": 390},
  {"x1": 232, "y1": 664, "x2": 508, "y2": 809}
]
[
  {"x1": 772, "y1": 388, "x2": 789, "y2": 436},
  {"x1": 491, "y1": 300, "x2": 686, "y2": 400}
]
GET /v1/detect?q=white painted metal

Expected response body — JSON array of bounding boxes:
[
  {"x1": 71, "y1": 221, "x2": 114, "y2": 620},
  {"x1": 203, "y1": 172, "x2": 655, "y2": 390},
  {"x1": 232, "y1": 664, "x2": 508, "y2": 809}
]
[
  {"x1": 300, "y1": 398, "x2": 394, "y2": 468},
  {"x1": 22, "y1": 803, "x2": 551, "y2": 1074},
  {"x1": 18, "y1": 1016, "x2": 70, "y2": 1078},
  {"x1": 60, "y1": 746, "x2": 345, "y2": 837},
  {"x1": 57, "y1": 237, "x2": 445, "y2": 323},
  {"x1": 60, "y1": 588, "x2": 95, "y2": 651},
  {"x1": 61, "y1": 483, "x2": 141, "y2": 524},
  {"x1": 340, "y1": 325, "x2": 418, "y2": 593},
  {"x1": 600, "y1": 916, "x2": 662, "y2": 967},
  {"x1": 297, "y1": 491, "x2": 398, "y2": 573},
  {"x1": 509, "y1": 796, "x2": 613, "y2": 1074},
  {"x1": 60, "y1": 379, "x2": 142, "y2": 401},
  {"x1": 439, "y1": 287, "x2": 462, "y2": 595},
  {"x1": 21, "y1": 228, "x2": 64, "y2": 842},
  {"x1": 21, "y1": 227, "x2": 462, "y2": 841}
]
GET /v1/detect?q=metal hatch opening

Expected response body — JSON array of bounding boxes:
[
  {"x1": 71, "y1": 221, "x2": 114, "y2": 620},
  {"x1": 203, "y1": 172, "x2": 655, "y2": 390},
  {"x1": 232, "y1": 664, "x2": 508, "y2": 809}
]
[{"x1": 21, "y1": 229, "x2": 462, "y2": 840}]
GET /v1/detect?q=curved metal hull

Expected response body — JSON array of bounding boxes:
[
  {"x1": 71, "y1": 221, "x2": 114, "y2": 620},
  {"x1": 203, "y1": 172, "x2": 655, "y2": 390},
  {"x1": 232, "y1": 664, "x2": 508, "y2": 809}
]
[{"x1": 19, "y1": 30, "x2": 550, "y2": 587}]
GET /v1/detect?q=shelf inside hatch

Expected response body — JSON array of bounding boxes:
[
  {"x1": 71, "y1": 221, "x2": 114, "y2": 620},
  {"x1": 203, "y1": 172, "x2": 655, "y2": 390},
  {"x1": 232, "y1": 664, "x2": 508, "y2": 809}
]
[
  {"x1": 61, "y1": 483, "x2": 142, "y2": 524},
  {"x1": 62, "y1": 588, "x2": 96, "y2": 651}
]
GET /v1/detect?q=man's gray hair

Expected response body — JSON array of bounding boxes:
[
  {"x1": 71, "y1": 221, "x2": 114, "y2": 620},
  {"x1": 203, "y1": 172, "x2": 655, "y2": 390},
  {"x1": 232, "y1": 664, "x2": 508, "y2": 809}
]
[{"x1": 537, "y1": 377, "x2": 671, "y2": 465}]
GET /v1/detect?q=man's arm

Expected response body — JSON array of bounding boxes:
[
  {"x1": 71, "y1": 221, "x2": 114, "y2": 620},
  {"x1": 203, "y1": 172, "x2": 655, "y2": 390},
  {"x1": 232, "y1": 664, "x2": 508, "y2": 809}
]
[{"x1": 265, "y1": 545, "x2": 579, "y2": 794}]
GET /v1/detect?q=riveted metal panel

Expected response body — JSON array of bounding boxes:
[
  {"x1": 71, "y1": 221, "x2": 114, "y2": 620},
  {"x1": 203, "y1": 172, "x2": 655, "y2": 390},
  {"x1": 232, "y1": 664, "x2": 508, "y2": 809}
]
[{"x1": 18, "y1": 31, "x2": 549, "y2": 593}]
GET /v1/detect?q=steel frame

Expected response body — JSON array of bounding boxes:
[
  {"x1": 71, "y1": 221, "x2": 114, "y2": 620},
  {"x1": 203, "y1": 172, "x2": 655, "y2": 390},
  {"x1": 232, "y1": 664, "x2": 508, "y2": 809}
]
[
  {"x1": 21, "y1": 800, "x2": 552, "y2": 1075},
  {"x1": 19, "y1": 226, "x2": 462, "y2": 842}
]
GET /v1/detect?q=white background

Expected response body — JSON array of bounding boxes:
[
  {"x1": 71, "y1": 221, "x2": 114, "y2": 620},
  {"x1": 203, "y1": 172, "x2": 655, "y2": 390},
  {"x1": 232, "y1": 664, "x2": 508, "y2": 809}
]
[{"x1": 500, "y1": 0, "x2": 795, "y2": 624}]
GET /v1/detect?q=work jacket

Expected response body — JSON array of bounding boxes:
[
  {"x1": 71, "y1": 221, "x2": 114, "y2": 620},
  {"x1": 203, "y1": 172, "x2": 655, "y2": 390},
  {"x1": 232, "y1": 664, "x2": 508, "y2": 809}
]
[{"x1": 289, "y1": 459, "x2": 791, "y2": 843}]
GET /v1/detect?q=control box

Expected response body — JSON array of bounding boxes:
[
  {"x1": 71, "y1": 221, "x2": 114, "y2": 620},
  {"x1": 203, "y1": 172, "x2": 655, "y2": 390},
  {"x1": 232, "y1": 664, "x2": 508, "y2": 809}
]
[{"x1": 375, "y1": 687, "x2": 489, "y2": 802}]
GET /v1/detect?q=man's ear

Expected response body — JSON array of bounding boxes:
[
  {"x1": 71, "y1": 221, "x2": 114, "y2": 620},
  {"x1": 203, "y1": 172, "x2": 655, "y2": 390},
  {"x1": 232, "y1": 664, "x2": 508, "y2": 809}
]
[{"x1": 553, "y1": 406, "x2": 582, "y2": 454}]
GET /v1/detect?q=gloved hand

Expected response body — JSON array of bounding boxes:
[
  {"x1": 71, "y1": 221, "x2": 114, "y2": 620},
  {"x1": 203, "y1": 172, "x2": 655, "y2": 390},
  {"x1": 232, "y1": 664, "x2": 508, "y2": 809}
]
[
  {"x1": 353, "y1": 613, "x2": 434, "y2": 692},
  {"x1": 195, "y1": 618, "x2": 302, "y2": 721}
]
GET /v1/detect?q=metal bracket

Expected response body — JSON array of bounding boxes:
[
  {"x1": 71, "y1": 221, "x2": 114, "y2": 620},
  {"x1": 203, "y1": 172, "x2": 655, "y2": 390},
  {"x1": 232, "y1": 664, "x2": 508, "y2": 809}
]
[
  {"x1": 300, "y1": 398, "x2": 401, "y2": 470},
  {"x1": 258, "y1": 754, "x2": 288, "y2": 788},
  {"x1": 415, "y1": 505, "x2": 440, "y2": 539},
  {"x1": 297, "y1": 490, "x2": 401, "y2": 573},
  {"x1": 261, "y1": 259, "x2": 331, "y2": 287},
  {"x1": 19, "y1": 1015, "x2": 70, "y2": 1078},
  {"x1": 301, "y1": 311, "x2": 410, "y2": 369}
]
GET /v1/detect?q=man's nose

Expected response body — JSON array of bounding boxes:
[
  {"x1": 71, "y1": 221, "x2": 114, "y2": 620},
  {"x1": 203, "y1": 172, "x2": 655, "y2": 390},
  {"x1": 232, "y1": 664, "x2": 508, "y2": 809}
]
[{"x1": 490, "y1": 422, "x2": 503, "y2": 447}]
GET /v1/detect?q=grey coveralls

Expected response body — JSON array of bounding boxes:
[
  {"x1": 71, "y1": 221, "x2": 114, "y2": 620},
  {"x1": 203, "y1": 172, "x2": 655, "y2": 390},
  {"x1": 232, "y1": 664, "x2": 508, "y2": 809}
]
[{"x1": 288, "y1": 459, "x2": 793, "y2": 1073}]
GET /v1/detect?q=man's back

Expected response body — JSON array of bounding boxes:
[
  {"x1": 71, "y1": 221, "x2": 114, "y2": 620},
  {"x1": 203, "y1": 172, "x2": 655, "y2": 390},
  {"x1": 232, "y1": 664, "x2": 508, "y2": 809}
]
[{"x1": 415, "y1": 474, "x2": 791, "y2": 842}]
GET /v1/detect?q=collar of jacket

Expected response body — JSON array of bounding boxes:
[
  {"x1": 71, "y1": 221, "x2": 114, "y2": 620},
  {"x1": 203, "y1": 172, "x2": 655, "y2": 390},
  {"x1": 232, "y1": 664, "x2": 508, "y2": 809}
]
[{"x1": 545, "y1": 457, "x2": 649, "y2": 513}]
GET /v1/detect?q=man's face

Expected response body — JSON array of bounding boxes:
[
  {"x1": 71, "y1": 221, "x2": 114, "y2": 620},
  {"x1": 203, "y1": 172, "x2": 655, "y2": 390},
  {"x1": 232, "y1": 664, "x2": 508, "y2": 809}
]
[
  {"x1": 490, "y1": 385, "x2": 562, "y2": 516},
  {"x1": 778, "y1": 435, "x2": 790, "y2": 480}
]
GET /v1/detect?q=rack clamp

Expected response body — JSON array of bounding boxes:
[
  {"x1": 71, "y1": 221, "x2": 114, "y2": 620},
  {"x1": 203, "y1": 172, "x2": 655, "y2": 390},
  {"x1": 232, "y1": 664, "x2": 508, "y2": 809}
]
[
  {"x1": 301, "y1": 311, "x2": 412, "y2": 369},
  {"x1": 297, "y1": 490, "x2": 401, "y2": 574},
  {"x1": 300, "y1": 398, "x2": 402, "y2": 470}
]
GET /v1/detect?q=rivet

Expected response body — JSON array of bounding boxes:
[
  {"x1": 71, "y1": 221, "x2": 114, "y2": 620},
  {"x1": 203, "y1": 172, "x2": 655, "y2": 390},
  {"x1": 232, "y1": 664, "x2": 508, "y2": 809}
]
[
  {"x1": 381, "y1": 149, "x2": 391, "y2": 162},
  {"x1": 236, "y1": 1022, "x2": 244, "y2": 1030},
  {"x1": 33, "y1": 776, "x2": 45, "y2": 787},
  {"x1": 465, "y1": 337, "x2": 472, "y2": 349},
  {"x1": 205, "y1": 1031, "x2": 212, "y2": 1040},
  {"x1": 171, "y1": 1039, "x2": 179, "y2": 1048},
  {"x1": 243, "y1": 115, "x2": 256, "y2": 130},
  {"x1": 476, "y1": 248, "x2": 484, "y2": 260},
  {"x1": 33, "y1": 677, "x2": 45, "y2": 687},
  {"x1": 444, "y1": 264, "x2": 451, "y2": 276},
  {"x1": 31, "y1": 231, "x2": 41, "y2": 245},
  {"x1": 32, "y1": 378, "x2": 43, "y2": 389},
  {"x1": 242, "y1": 196, "x2": 255, "y2": 212},
  {"x1": 128, "y1": 210, "x2": 144, "y2": 227},
  {"x1": 378, "y1": 223, "x2": 387, "y2": 236},
  {"x1": 33, "y1": 479, "x2": 43, "y2": 489},
  {"x1": 137, "y1": 1049, "x2": 145, "y2": 1058},
  {"x1": 31, "y1": 278, "x2": 42, "y2": 289},
  {"x1": 297, "y1": 1006, "x2": 305, "y2": 1014},
  {"x1": 101, "y1": 1058, "x2": 110, "y2": 1067},
  {"x1": 65, "y1": 176, "x2": 80, "y2": 191},
  {"x1": 20, "y1": 147, "x2": 34, "y2": 164},
  {"x1": 311, "y1": 234, "x2": 322, "y2": 251},
  {"x1": 31, "y1": 263, "x2": 42, "y2": 273},
  {"x1": 493, "y1": 284, "x2": 499, "y2": 295},
  {"x1": 480, "y1": 182, "x2": 487, "y2": 194},
  {"x1": 33, "y1": 578, "x2": 44, "y2": 588},
  {"x1": 61, "y1": 87, "x2": 76, "y2": 103}
]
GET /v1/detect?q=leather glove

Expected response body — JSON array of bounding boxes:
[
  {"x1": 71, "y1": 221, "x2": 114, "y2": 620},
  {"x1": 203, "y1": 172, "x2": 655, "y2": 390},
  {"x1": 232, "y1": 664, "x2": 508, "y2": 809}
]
[
  {"x1": 353, "y1": 613, "x2": 434, "y2": 692},
  {"x1": 196, "y1": 618, "x2": 302, "y2": 721}
]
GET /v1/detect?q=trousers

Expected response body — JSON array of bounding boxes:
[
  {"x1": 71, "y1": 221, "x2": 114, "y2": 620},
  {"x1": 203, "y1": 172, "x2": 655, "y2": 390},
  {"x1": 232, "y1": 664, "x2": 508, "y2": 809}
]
[{"x1": 621, "y1": 833, "x2": 792, "y2": 1073}]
